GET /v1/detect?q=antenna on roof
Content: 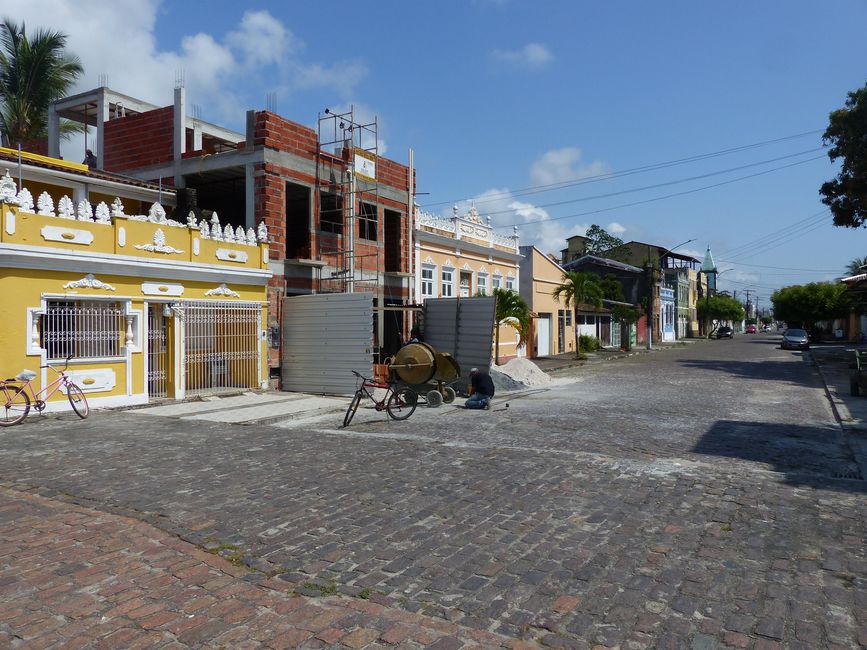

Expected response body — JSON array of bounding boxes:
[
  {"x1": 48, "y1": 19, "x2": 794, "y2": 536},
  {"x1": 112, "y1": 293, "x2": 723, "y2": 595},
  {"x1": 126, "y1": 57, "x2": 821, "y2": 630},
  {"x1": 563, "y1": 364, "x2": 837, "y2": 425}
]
[
  {"x1": 266, "y1": 92, "x2": 276, "y2": 112},
  {"x1": 174, "y1": 69, "x2": 185, "y2": 89},
  {"x1": 98, "y1": 73, "x2": 108, "y2": 88},
  {"x1": 192, "y1": 104, "x2": 202, "y2": 120}
]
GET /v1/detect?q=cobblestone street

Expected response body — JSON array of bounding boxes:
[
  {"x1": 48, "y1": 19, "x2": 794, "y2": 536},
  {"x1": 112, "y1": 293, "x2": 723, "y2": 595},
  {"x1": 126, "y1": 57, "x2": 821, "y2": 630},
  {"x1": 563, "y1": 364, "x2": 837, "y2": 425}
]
[{"x1": 1, "y1": 334, "x2": 865, "y2": 648}]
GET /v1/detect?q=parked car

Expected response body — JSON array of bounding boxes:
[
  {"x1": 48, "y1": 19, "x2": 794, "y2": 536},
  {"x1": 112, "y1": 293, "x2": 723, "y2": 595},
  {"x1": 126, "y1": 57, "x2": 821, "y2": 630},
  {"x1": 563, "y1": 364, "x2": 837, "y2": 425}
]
[
  {"x1": 780, "y1": 328, "x2": 809, "y2": 350},
  {"x1": 746, "y1": 324, "x2": 757, "y2": 334},
  {"x1": 716, "y1": 326, "x2": 734, "y2": 339}
]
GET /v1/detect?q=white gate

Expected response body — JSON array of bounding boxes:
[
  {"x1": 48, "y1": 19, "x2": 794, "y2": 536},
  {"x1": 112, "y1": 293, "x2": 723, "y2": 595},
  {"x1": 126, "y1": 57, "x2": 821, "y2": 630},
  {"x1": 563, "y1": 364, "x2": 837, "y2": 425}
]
[
  {"x1": 182, "y1": 301, "x2": 261, "y2": 397},
  {"x1": 147, "y1": 304, "x2": 169, "y2": 398}
]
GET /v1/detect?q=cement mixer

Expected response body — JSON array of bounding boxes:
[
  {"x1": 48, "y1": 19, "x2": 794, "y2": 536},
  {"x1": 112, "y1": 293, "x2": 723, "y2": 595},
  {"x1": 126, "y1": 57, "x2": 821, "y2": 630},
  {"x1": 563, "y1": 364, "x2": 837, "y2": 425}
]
[{"x1": 387, "y1": 342, "x2": 461, "y2": 407}]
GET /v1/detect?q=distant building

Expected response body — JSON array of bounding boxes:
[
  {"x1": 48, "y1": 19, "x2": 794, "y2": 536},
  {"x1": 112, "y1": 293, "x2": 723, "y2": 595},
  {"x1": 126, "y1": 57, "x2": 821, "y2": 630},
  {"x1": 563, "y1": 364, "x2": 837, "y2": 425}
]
[{"x1": 518, "y1": 246, "x2": 576, "y2": 357}]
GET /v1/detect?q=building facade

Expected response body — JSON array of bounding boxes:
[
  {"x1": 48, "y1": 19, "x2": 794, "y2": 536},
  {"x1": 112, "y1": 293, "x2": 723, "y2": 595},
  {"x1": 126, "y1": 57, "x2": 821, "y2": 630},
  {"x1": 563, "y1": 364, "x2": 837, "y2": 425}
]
[
  {"x1": 518, "y1": 246, "x2": 577, "y2": 358},
  {"x1": 46, "y1": 87, "x2": 415, "y2": 369},
  {"x1": 0, "y1": 152, "x2": 270, "y2": 411},
  {"x1": 415, "y1": 206, "x2": 523, "y2": 360}
]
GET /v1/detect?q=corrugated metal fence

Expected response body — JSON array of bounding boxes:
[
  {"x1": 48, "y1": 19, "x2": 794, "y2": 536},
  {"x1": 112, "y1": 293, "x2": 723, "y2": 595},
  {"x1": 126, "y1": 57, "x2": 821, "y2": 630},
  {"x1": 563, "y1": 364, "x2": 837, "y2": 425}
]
[{"x1": 281, "y1": 293, "x2": 374, "y2": 395}]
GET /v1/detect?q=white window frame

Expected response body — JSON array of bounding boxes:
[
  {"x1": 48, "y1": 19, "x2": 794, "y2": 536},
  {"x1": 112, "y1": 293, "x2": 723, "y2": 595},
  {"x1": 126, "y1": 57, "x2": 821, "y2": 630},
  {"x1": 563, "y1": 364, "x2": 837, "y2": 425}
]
[
  {"x1": 505, "y1": 275, "x2": 515, "y2": 291},
  {"x1": 477, "y1": 272, "x2": 488, "y2": 296},
  {"x1": 421, "y1": 264, "x2": 436, "y2": 299},
  {"x1": 492, "y1": 273, "x2": 502, "y2": 290},
  {"x1": 441, "y1": 267, "x2": 454, "y2": 298}
]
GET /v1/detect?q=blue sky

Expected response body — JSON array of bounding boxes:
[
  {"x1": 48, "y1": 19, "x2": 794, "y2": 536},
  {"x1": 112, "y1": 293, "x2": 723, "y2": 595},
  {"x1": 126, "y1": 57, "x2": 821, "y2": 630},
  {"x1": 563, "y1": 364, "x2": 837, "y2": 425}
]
[{"x1": 10, "y1": 0, "x2": 867, "y2": 306}]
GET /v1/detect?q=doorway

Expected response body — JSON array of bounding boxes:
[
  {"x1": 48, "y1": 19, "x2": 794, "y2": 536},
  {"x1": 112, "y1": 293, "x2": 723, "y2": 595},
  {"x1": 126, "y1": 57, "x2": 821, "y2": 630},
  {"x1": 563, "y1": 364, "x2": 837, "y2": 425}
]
[{"x1": 147, "y1": 304, "x2": 170, "y2": 398}]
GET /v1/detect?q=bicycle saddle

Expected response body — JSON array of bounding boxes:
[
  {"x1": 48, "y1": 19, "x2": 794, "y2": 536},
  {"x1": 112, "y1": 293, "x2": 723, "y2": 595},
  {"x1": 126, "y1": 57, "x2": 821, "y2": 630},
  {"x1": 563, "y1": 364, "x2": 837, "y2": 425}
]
[{"x1": 16, "y1": 370, "x2": 37, "y2": 381}]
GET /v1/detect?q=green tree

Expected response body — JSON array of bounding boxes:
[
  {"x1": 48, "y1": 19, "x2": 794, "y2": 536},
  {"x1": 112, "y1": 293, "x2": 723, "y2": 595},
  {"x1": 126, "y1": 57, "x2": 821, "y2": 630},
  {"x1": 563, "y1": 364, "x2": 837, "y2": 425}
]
[
  {"x1": 493, "y1": 288, "x2": 531, "y2": 365},
  {"x1": 599, "y1": 274, "x2": 625, "y2": 301},
  {"x1": 552, "y1": 271, "x2": 603, "y2": 358},
  {"x1": 583, "y1": 225, "x2": 632, "y2": 263},
  {"x1": 0, "y1": 18, "x2": 83, "y2": 146},
  {"x1": 820, "y1": 83, "x2": 867, "y2": 228},
  {"x1": 846, "y1": 256, "x2": 867, "y2": 276},
  {"x1": 698, "y1": 295, "x2": 745, "y2": 328},
  {"x1": 771, "y1": 282, "x2": 850, "y2": 331}
]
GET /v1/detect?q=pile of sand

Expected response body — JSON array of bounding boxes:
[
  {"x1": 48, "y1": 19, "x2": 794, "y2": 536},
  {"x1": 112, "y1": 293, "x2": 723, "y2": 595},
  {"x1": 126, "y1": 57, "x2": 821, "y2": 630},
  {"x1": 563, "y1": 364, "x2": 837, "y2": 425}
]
[{"x1": 489, "y1": 357, "x2": 551, "y2": 391}]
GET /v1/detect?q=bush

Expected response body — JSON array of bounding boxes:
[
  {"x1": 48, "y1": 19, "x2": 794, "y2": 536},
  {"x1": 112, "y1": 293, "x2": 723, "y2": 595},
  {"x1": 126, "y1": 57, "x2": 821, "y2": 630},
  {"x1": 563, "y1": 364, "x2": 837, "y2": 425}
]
[{"x1": 579, "y1": 334, "x2": 599, "y2": 352}]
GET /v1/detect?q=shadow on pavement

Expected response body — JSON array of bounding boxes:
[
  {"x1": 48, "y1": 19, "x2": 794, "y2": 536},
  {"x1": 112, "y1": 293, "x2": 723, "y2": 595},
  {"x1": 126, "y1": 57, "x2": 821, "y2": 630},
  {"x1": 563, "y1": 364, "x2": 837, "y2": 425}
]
[
  {"x1": 677, "y1": 357, "x2": 816, "y2": 387},
  {"x1": 693, "y1": 420, "x2": 865, "y2": 494}
]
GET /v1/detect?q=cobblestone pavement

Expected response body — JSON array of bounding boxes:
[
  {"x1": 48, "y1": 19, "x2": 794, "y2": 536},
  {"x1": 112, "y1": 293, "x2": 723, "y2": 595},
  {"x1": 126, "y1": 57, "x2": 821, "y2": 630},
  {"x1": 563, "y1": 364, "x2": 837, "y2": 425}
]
[
  {"x1": 0, "y1": 487, "x2": 516, "y2": 648},
  {"x1": 0, "y1": 333, "x2": 865, "y2": 648}
]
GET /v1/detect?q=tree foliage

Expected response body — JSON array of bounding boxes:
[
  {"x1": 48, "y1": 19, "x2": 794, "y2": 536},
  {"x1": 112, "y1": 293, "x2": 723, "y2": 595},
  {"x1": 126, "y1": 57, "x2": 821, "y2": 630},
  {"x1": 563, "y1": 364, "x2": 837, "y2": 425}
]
[
  {"x1": 820, "y1": 83, "x2": 867, "y2": 228},
  {"x1": 846, "y1": 256, "x2": 867, "y2": 276},
  {"x1": 0, "y1": 18, "x2": 83, "y2": 146},
  {"x1": 697, "y1": 295, "x2": 745, "y2": 323},
  {"x1": 599, "y1": 274, "x2": 625, "y2": 302},
  {"x1": 770, "y1": 282, "x2": 851, "y2": 330},
  {"x1": 583, "y1": 224, "x2": 632, "y2": 262},
  {"x1": 553, "y1": 271, "x2": 603, "y2": 358},
  {"x1": 493, "y1": 288, "x2": 531, "y2": 364}
]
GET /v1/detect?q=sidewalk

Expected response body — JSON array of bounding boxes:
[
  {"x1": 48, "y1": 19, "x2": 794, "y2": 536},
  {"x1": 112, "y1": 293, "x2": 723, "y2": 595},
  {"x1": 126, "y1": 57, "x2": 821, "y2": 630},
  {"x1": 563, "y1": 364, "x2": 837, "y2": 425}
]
[
  {"x1": 810, "y1": 345, "x2": 867, "y2": 479},
  {"x1": 531, "y1": 339, "x2": 699, "y2": 373},
  {"x1": 0, "y1": 487, "x2": 523, "y2": 649}
]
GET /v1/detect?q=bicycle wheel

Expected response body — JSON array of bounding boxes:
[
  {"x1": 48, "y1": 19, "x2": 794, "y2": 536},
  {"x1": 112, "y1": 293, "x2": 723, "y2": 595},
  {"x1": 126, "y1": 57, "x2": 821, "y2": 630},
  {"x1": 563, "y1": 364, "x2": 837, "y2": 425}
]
[
  {"x1": 0, "y1": 385, "x2": 30, "y2": 426},
  {"x1": 343, "y1": 390, "x2": 363, "y2": 427},
  {"x1": 67, "y1": 383, "x2": 89, "y2": 419},
  {"x1": 386, "y1": 387, "x2": 417, "y2": 421}
]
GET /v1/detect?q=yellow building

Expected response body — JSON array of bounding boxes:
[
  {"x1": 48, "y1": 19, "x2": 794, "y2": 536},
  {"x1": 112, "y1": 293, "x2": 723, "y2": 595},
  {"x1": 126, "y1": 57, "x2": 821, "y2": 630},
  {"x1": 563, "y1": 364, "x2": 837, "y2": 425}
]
[
  {"x1": 518, "y1": 246, "x2": 577, "y2": 357},
  {"x1": 414, "y1": 205, "x2": 524, "y2": 361},
  {"x1": 0, "y1": 151, "x2": 271, "y2": 412}
]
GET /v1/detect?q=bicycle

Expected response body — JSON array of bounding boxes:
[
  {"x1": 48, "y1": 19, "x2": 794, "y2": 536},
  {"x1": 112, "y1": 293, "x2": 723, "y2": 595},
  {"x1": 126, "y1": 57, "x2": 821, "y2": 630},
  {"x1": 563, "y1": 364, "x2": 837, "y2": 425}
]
[
  {"x1": 0, "y1": 355, "x2": 89, "y2": 426},
  {"x1": 342, "y1": 370, "x2": 417, "y2": 427}
]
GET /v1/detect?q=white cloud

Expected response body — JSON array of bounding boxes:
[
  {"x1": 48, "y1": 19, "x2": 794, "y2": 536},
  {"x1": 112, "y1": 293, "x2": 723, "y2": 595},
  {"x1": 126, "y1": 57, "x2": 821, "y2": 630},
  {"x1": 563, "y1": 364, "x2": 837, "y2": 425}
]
[
  {"x1": 439, "y1": 188, "x2": 583, "y2": 257},
  {"x1": 491, "y1": 43, "x2": 553, "y2": 69},
  {"x1": 320, "y1": 102, "x2": 388, "y2": 156},
  {"x1": 4, "y1": 0, "x2": 369, "y2": 153},
  {"x1": 606, "y1": 222, "x2": 626, "y2": 236},
  {"x1": 530, "y1": 147, "x2": 610, "y2": 186}
]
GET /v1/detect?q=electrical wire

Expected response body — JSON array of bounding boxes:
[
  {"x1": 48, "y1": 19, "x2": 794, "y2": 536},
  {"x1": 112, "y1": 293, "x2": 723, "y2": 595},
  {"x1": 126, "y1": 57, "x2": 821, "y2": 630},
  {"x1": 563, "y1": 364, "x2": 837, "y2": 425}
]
[
  {"x1": 716, "y1": 209, "x2": 829, "y2": 259},
  {"x1": 483, "y1": 148, "x2": 824, "y2": 217},
  {"x1": 715, "y1": 261, "x2": 842, "y2": 273},
  {"x1": 500, "y1": 154, "x2": 826, "y2": 228},
  {"x1": 422, "y1": 128, "x2": 825, "y2": 208}
]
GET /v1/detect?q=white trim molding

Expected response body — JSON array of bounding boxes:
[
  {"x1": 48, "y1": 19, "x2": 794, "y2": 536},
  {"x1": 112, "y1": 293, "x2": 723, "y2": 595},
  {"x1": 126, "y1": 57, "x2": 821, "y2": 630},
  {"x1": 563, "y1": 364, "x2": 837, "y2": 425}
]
[
  {"x1": 63, "y1": 274, "x2": 117, "y2": 291},
  {"x1": 141, "y1": 282, "x2": 184, "y2": 297},
  {"x1": 42, "y1": 225, "x2": 94, "y2": 246},
  {"x1": 204, "y1": 283, "x2": 241, "y2": 298}
]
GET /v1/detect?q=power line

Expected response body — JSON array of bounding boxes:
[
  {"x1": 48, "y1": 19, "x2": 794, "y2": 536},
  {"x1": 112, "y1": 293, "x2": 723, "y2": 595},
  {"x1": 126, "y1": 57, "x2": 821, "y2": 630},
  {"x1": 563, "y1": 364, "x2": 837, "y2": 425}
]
[
  {"x1": 725, "y1": 219, "x2": 830, "y2": 263},
  {"x1": 422, "y1": 128, "x2": 824, "y2": 208},
  {"x1": 502, "y1": 154, "x2": 826, "y2": 228},
  {"x1": 717, "y1": 209, "x2": 829, "y2": 259},
  {"x1": 484, "y1": 148, "x2": 823, "y2": 217},
  {"x1": 715, "y1": 261, "x2": 841, "y2": 273}
]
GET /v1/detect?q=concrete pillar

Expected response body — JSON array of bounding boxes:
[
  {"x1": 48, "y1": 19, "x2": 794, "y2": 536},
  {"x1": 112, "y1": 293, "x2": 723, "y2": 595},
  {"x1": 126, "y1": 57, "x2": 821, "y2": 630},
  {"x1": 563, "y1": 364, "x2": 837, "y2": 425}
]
[
  {"x1": 96, "y1": 90, "x2": 108, "y2": 169},
  {"x1": 47, "y1": 105, "x2": 60, "y2": 158},
  {"x1": 173, "y1": 87, "x2": 186, "y2": 187},
  {"x1": 245, "y1": 163, "x2": 255, "y2": 229}
]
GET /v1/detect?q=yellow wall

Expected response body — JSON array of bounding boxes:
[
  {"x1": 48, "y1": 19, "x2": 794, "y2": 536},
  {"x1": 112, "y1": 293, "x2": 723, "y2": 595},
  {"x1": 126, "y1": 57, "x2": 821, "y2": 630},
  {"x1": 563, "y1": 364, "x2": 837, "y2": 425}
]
[
  {"x1": 1, "y1": 203, "x2": 270, "y2": 408},
  {"x1": 525, "y1": 248, "x2": 576, "y2": 357}
]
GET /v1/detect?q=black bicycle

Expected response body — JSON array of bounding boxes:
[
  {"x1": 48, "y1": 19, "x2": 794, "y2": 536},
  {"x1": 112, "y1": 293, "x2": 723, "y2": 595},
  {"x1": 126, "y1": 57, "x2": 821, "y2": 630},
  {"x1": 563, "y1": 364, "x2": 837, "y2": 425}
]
[{"x1": 343, "y1": 370, "x2": 417, "y2": 427}]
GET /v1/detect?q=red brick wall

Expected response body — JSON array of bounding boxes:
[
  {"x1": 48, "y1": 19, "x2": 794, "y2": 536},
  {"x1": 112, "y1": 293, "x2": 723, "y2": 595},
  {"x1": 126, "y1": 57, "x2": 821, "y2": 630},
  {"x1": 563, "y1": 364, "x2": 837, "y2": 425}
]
[
  {"x1": 254, "y1": 112, "x2": 318, "y2": 159},
  {"x1": 103, "y1": 106, "x2": 174, "y2": 171}
]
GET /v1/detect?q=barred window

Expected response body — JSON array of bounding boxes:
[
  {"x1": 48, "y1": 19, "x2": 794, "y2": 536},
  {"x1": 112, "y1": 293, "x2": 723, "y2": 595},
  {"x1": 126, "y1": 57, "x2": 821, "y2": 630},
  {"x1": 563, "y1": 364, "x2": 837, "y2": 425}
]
[{"x1": 42, "y1": 300, "x2": 125, "y2": 360}]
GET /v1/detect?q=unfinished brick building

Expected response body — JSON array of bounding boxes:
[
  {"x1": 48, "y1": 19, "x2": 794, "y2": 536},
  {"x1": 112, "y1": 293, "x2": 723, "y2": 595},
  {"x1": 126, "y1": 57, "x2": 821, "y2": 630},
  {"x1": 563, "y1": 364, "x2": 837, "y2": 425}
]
[{"x1": 47, "y1": 87, "x2": 416, "y2": 375}]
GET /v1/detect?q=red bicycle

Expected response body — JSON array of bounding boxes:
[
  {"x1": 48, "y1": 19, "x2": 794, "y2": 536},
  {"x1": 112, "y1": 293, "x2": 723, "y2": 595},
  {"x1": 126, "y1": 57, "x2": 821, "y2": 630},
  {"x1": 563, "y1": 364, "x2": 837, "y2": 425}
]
[
  {"x1": 342, "y1": 370, "x2": 417, "y2": 427},
  {"x1": 0, "y1": 356, "x2": 89, "y2": 426}
]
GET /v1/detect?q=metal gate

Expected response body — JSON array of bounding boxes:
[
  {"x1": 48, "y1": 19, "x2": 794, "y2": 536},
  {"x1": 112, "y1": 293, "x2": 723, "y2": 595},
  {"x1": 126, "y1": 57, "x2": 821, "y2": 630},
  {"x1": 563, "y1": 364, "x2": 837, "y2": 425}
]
[
  {"x1": 281, "y1": 293, "x2": 374, "y2": 395},
  {"x1": 147, "y1": 304, "x2": 169, "y2": 398},
  {"x1": 182, "y1": 301, "x2": 261, "y2": 397}
]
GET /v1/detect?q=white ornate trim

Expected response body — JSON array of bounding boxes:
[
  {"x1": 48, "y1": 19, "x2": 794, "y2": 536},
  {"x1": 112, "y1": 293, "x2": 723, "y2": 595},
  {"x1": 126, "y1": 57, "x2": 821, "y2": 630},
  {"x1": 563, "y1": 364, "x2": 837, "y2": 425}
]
[
  {"x1": 134, "y1": 228, "x2": 184, "y2": 254},
  {"x1": 66, "y1": 368, "x2": 116, "y2": 393},
  {"x1": 42, "y1": 225, "x2": 94, "y2": 246},
  {"x1": 462, "y1": 262, "x2": 473, "y2": 271},
  {"x1": 63, "y1": 273, "x2": 116, "y2": 291},
  {"x1": 141, "y1": 282, "x2": 184, "y2": 297},
  {"x1": 4, "y1": 211, "x2": 14, "y2": 235},
  {"x1": 0, "y1": 169, "x2": 18, "y2": 204},
  {"x1": 204, "y1": 283, "x2": 241, "y2": 298},
  {"x1": 216, "y1": 248, "x2": 248, "y2": 263},
  {"x1": 423, "y1": 256, "x2": 435, "y2": 264}
]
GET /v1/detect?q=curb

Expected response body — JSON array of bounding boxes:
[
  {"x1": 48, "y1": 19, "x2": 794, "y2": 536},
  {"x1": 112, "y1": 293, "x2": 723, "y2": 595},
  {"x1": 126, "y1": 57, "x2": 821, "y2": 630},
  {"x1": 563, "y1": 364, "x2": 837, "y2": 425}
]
[{"x1": 811, "y1": 355, "x2": 867, "y2": 480}]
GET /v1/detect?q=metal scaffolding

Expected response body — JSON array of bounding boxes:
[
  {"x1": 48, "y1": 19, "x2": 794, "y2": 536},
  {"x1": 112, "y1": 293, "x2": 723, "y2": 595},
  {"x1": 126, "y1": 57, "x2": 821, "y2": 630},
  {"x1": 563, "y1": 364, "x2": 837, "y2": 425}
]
[{"x1": 315, "y1": 106, "x2": 380, "y2": 296}]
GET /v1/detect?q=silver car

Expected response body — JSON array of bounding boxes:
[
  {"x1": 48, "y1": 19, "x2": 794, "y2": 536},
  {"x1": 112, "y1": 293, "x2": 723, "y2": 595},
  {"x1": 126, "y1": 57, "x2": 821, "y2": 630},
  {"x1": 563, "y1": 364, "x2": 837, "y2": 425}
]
[{"x1": 781, "y1": 328, "x2": 809, "y2": 350}]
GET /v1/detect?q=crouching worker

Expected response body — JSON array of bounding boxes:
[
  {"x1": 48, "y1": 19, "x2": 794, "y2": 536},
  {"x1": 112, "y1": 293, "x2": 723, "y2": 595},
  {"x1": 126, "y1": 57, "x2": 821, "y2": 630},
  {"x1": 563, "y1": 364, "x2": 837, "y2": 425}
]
[{"x1": 465, "y1": 367, "x2": 495, "y2": 410}]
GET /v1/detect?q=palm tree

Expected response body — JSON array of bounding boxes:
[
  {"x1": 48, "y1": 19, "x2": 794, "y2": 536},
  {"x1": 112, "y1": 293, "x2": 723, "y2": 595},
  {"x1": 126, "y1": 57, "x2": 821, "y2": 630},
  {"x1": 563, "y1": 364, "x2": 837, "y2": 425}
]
[
  {"x1": 846, "y1": 256, "x2": 867, "y2": 276},
  {"x1": 0, "y1": 18, "x2": 83, "y2": 146},
  {"x1": 493, "y1": 288, "x2": 531, "y2": 365},
  {"x1": 552, "y1": 271, "x2": 603, "y2": 358}
]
